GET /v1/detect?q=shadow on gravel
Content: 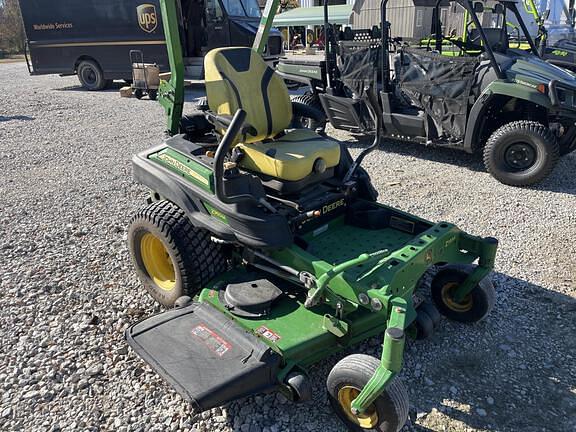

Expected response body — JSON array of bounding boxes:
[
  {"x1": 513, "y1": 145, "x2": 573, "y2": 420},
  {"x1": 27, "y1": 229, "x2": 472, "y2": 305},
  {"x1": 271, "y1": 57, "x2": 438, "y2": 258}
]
[
  {"x1": 54, "y1": 81, "x2": 126, "y2": 92},
  {"x1": 215, "y1": 273, "x2": 575, "y2": 432},
  {"x1": 0, "y1": 115, "x2": 35, "y2": 122},
  {"x1": 409, "y1": 272, "x2": 576, "y2": 432},
  {"x1": 340, "y1": 133, "x2": 576, "y2": 196}
]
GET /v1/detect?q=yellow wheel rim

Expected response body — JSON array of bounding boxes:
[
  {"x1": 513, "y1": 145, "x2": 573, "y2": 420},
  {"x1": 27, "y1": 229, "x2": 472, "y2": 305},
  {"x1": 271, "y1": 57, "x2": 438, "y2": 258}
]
[
  {"x1": 441, "y1": 282, "x2": 473, "y2": 312},
  {"x1": 337, "y1": 386, "x2": 379, "y2": 429},
  {"x1": 140, "y1": 232, "x2": 176, "y2": 291}
]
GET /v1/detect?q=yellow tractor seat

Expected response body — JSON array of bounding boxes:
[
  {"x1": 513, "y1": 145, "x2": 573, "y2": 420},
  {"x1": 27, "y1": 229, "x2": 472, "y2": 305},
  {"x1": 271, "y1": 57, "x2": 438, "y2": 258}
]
[
  {"x1": 204, "y1": 47, "x2": 340, "y2": 183},
  {"x1": 237, "y1": 129, "x2": 341, "y2": 182}
]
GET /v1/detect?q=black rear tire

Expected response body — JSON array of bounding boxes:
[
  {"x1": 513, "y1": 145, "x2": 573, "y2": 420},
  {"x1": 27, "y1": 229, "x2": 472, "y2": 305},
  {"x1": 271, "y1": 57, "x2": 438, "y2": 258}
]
[
  {"x1": 148, "y1": 89, "x2": 158, "y2": 101},
  {"x1": 128, "y1": 200, "x2": 227, "y2": 307},
  {"x1": 483, "y1": 120, "x2": 559, "y2": 186},
  {"x1": 291, "y1": 93, "x2": 327, "y2": 133},
  {"x1": 77, "y1": 59, "x2": 107, "y2": 91},
  {"x1": 134, "y1": 89, "x2": 144, "y2": 100},
  {"x1": 327, "y1": 354, "x2": 409, "y2": 432}
]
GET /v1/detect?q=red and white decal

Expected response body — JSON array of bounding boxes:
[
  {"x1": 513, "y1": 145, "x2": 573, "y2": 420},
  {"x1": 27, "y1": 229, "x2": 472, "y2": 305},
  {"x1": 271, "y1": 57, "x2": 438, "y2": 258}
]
[
  {"x1": 256, "y1": 326, "x2": 281, "y2": 343},
  {"x1": 191, "y1": 324, "x2": 232, "y2": 357}
]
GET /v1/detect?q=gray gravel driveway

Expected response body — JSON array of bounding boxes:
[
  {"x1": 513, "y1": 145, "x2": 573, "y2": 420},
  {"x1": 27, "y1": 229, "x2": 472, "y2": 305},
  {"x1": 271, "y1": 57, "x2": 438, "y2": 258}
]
[{"x1": 0, "y1": 62, "x2": 575, "y2": 432}]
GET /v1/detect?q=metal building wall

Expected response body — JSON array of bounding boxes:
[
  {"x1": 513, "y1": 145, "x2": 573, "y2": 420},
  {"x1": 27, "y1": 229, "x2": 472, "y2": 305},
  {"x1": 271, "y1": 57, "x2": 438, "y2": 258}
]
[{"x1": 351, "y1": 0, "x2": 416, "y2": 39}]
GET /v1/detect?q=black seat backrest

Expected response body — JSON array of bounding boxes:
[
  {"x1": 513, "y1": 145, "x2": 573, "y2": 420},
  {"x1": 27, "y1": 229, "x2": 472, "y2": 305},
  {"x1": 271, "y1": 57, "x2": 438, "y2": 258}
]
[{"x1": 469, "y1": 28, "x2": 508, "y2": 52}]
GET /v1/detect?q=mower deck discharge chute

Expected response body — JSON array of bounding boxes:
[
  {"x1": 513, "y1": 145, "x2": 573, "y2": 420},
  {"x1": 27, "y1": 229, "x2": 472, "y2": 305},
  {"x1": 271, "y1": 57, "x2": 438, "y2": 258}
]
[{"x1": 125, "y1": 1, "x2": 499, "y2": 430}]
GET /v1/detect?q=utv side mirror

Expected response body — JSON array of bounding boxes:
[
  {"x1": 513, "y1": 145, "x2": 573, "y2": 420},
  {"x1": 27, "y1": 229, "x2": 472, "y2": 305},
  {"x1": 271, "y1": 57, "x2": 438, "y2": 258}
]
[
  {"x1": 493, "y1": 3, "x2": 504, "y2": 14},
  {"x1": 473, "y1": 2, "x2": 484, "y2": 13}
]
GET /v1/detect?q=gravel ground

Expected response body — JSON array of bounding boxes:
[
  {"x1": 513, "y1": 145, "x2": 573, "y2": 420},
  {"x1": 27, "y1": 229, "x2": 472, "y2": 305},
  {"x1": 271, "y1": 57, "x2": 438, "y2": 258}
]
[{"x1": 1, "y1": 63, "x2": 575, "y2": 432}]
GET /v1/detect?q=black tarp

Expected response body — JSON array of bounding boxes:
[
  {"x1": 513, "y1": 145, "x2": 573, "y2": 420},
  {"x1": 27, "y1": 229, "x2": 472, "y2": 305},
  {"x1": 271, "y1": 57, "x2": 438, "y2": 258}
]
[
  {"x1": 338, "y1": 41, "x2": 381, "y2": 97},
  {"x1": 399, "y1": 48, "x2": 478, "y2": 140}
]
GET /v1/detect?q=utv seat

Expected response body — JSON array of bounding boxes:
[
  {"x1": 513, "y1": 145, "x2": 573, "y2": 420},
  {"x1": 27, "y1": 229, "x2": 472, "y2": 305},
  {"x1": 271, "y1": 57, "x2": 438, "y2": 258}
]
[{"x1": 204, "y1": 47, "x2": 340, "y2": 184}]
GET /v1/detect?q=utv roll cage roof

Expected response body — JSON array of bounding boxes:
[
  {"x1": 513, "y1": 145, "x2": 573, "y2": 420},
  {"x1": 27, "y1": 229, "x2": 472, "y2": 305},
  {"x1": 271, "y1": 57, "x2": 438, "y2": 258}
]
[{"x1": 377, "y1": 0, "x2": 541, "y2": 88}]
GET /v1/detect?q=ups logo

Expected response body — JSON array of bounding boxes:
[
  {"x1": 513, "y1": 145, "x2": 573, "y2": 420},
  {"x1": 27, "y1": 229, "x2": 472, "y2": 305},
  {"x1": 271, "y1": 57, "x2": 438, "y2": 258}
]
[{"x1": 137, "y1": 4, "x2": 158, "y2": 33}]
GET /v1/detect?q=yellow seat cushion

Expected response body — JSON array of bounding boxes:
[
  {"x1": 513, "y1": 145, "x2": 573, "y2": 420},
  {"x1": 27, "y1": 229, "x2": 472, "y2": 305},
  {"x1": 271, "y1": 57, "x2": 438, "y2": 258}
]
[{"x1": 237, "y1": 129, "x2": 341, "y2": 182}]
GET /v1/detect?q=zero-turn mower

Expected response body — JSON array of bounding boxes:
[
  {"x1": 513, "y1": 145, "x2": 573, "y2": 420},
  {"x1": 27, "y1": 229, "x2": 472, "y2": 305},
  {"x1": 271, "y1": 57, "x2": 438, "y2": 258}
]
[{"x1": 124, "y1": 1, "x2": 499, "y2": 431}]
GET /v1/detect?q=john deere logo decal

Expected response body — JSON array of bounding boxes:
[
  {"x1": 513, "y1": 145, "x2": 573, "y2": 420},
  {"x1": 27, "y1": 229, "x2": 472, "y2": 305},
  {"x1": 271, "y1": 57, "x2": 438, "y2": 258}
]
[{"x1": 137, "y1": 4, "x2": 158, "y2": 33}]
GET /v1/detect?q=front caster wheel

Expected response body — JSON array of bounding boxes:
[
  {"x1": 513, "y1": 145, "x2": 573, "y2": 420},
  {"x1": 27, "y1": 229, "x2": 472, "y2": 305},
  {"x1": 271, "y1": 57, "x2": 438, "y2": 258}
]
[
  {"x1": 483, "y1": 120, "x2": 559, "y2": 186},
  {"x1": 431, "y1": 265, "x2": 496, "y2": 323},
  {"x1": 128, "y1": 200, "x2": 227, "y2": 307},
  {"x1": 414, "y1": 310, "x2": 435, "y2": 340},
  {"x1": 327, "y1": 354, "x2": 409, "y2": 432}
]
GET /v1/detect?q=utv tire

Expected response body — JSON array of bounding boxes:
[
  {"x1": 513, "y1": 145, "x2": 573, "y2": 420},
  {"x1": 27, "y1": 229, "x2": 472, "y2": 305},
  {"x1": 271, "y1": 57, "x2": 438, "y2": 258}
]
[
  {"x1": 327, "y1": 354, "x2": 409, "y2": 432},
  {"x1": 431, "y1": 265, "x2": 496, "y2": 323},
  {"x1": 134, "y1": 89, "x2": 144, "y2": 100},
  {"x1": 291, "y1": 93, "x2": 327, "y2": 133},
  {"x1": 128, "y1": 200, "x2": 227, "y2": 307},
  {"x1": 77, "y1": 60, "x2": 108, "y2": 91},
  {"x1": 148, "y1": 89, "x2": 158, "y2": 101},
  {"x1": 483, "y1": 121, "x2": 559, "y2": 186}
]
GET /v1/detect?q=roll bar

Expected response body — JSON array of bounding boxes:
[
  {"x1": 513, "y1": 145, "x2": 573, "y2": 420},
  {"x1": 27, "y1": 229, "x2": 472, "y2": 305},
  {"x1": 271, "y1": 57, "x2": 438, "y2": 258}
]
[{"x1": 214, "y1": 109, "x2": 248, "y2": 204}]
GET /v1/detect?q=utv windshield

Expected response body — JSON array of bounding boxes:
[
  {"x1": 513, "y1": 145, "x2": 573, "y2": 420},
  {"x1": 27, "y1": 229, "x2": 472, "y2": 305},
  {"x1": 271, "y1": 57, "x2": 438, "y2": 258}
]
[{"x1": 221, "y1": 0, "x2": 261, "y2": 17}]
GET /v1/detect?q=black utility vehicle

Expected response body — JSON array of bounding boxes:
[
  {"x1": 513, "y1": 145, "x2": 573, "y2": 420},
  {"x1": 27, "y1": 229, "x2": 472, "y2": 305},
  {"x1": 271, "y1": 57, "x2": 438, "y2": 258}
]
[{"x1": 18, "y1": 0, "x2": 282, "y2": 90}]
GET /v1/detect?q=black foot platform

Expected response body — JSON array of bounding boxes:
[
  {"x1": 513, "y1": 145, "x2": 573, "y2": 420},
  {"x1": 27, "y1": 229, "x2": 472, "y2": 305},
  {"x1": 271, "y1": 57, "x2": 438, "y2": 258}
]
[{"x1": 125, "y1": 302, "x2": 282, "y2": 411}]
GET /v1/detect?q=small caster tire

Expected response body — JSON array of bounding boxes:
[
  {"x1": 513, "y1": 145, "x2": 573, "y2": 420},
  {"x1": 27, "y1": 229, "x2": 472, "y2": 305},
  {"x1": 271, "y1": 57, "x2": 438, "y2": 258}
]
[
  {"x1": 418, "y1": 302, "x2": 441, "y2": 327},
  {"x1": 327, "y1": 354, "x2": 409, "y2": 432},
  {"x1": 286, "y1": 371, "x2": 312, "y2": 402},
  {"x1": 414, "y1": 310, "x2": 435, "y2": 340},
  {"x1": 431, "y1": 265, "x2": 496, "y2": 323},
  {"x1": 174, "y1": 296, "x2": 192, "y2": 309}
]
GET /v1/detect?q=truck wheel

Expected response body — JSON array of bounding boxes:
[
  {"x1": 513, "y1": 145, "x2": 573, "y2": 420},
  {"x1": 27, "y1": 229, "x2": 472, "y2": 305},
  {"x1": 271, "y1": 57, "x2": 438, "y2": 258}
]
[
  {"x1": 327, "y1": 354, "x2": 409, "y2": 432},
  {"x1": 291, "y1": 93, "x2": 327, "y2": 133},
  {"x1": 483, "y1": 121, "x2": 559, "y2": 186},
  {"x1": 77, "y1": 59, "x2": 108, "y2": 91},
  {"x1": 128, "y1": 200, "x2": 227, "y2": 307},
  {"x1": 431, "y1": 265, "x2": 496, "y2": 323}
]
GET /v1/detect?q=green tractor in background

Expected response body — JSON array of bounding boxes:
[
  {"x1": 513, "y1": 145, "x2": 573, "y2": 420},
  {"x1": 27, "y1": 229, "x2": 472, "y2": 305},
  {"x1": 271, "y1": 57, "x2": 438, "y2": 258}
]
[
  {"x1": 123, "y1": 0, "x2": 499, "y2": 431},
  {"x1": 277, "y1": 0, "x2": 576, "y2": 186}
]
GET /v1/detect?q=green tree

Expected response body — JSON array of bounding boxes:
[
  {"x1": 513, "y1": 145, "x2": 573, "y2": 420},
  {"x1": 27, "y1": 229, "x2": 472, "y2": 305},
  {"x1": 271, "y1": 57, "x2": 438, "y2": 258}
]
[{"x1": 0, "y1": 0, "x2": 25, "y2": 53}]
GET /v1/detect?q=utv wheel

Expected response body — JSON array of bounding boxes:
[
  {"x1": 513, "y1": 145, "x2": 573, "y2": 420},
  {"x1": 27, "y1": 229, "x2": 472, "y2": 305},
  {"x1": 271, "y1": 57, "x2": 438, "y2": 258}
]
[
  {"x1": 483, "y1": 121, "x2": 559, "y2": 186},
  {"x1": 327, "y1": 354, "x2": 409, "y2": 432},
  {"x1": 431, "y1": 265, "x2": 496, "y2": 323},
  {"x1": 291, "y1": 93, "x2": 327, "y2": 133},
  {"x1": 77, "y1": 60, "x2": 108, "y2": 91},
  {"x1": 148, "y1": 89, "x2": 158, "y2": 101},
  {"x1": 134, "y1": 89, "x2": 144, "y2": 100},
  {"x1": 128, "y1": 200, "x2": 227, "y2": 307}
]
